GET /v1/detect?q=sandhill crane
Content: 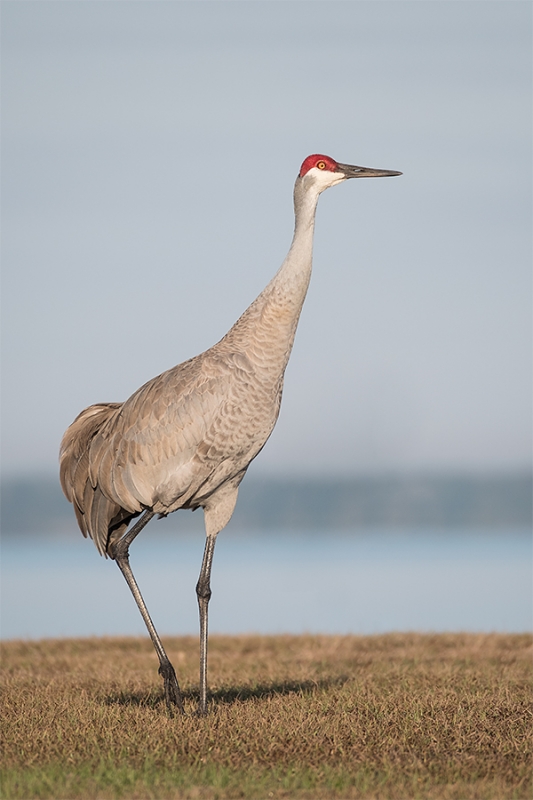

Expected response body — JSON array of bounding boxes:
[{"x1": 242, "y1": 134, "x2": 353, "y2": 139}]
[{"x1": 60, "y1": 154, "x2": 401, "y2": 714}]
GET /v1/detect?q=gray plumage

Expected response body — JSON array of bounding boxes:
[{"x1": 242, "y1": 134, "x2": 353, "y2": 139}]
[{"x1": 60, "y1": 155, "x2": 401, "y2": 714}]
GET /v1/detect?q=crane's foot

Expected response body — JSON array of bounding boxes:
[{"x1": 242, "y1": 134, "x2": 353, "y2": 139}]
[
  {"x1": 196, "y1": 698, "x2": 208, "y2": 717},
  {"x1": 158, "y1": 661, "x2": 184, "y2": 716}
]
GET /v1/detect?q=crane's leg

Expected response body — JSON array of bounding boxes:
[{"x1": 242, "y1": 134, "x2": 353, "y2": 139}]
[
  {"x1": 110, "y1": 510, "x2": 184, "y2": 715},
  {"x1": 196, "y1": 533, "x2": 217, "y2": 715}
]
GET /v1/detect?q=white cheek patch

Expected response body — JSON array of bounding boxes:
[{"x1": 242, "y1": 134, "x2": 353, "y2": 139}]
[{"x1": 306, "y1": 166, "x2": 345, "y2": 190}]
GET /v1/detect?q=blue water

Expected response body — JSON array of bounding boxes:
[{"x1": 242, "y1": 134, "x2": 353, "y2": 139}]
[{"x1": 1, "y1": 527, "x2": 531, "y2": 639}]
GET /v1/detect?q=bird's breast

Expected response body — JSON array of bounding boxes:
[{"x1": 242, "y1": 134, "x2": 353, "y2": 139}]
[{"x1": 147, "y1": 352, "x2": 284, "y2": 514}]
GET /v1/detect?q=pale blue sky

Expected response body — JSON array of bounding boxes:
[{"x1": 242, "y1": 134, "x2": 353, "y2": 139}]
[{"x1": 2, "y1": 1, "x2": 531, "y2": 477}]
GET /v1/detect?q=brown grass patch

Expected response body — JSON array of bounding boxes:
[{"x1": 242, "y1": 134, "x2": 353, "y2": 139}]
[{"x1": 1, "y1": 633, "x2": 531, "y2": 798}]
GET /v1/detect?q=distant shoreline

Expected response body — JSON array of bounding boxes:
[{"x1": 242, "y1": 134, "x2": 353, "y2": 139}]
[{"x1": 2, "y1": 472, "x2": 531, "y2": 533}]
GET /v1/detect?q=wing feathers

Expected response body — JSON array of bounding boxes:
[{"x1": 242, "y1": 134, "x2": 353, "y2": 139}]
[{"x1": 59, "y1": 348, "x2": 267, "y2": 555}]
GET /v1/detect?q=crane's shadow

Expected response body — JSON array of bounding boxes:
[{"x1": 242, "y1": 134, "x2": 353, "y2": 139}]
[{"x1": 104, "y1": 676, "x2": 348, "y2": 710}]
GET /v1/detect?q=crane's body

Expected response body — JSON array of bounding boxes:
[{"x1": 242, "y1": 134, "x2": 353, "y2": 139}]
[
  {"x1": 60, "y1": 187, "x2": 313, "y2": 555},
  {"x1": 60, "y1": 154, "x2": 401, "y2": 714}
]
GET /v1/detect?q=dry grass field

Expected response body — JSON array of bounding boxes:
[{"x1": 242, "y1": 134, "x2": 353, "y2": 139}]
[{"x1": 1, "y1": 633, "x2": 531, "y2": 799}]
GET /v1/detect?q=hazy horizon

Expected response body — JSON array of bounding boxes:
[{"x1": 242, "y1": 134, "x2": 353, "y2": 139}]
[{"x1": 3, "y1": 465, "x2": 532, "y2": 482}]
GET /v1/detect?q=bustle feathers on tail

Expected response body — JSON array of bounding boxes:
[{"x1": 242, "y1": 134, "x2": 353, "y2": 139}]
[{"x1": 59, "y1": 402, "x2": 139, "y2": 556}]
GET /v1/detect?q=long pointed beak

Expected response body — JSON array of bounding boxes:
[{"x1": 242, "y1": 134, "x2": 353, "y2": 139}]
[{"x1": 337, "y1": 162, "x2": 402, "y2": 179}]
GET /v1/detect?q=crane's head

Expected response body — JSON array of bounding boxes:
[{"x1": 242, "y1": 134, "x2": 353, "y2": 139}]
[{"x1": 298, "y1": 154, "x2": 402, "y2": 192}]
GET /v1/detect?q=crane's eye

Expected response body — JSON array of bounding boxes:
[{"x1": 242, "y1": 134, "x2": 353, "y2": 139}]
[{"x1": 317, "y1": 160, "x2": 326, "y2": 170}]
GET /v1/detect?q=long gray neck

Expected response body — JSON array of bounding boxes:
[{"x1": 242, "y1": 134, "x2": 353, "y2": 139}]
[
  {"x1": 220, "y1": 177, "x2": 320, "y2": 364},
  {"x1": 273, "y1": 176, "x2": 320, "y2": 299}
]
